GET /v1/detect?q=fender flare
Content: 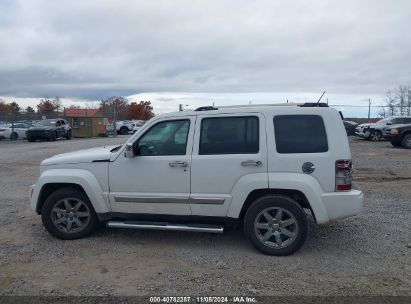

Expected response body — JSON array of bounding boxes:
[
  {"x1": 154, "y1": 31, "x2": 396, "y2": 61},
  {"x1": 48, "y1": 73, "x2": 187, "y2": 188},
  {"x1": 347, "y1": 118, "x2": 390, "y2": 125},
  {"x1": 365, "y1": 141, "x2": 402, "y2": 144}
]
[
  {"x1": 226, "y1": 172, "x2": 329, "y2": 224},
  {"x1": 31, "y1": 168, "x2": 110, "y2": 214}
]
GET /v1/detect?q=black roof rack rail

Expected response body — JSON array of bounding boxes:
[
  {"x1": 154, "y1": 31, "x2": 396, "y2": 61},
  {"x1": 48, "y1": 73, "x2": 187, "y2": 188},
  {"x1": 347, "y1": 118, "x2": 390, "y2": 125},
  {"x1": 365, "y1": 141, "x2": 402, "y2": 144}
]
[
  {"x1": 195, "y1": 106, "x2": 218, "y2": 111},
  {"x1": 299, "y1": 102, "x2": 329, "y2": 107}
]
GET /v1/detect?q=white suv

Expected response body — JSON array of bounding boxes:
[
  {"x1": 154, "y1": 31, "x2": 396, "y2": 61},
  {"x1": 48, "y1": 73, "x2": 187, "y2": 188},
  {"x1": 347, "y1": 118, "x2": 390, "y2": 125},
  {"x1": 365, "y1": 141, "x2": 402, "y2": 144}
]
[{"x1": 30, "y1": 103, "x2": 364, "y2": 255}]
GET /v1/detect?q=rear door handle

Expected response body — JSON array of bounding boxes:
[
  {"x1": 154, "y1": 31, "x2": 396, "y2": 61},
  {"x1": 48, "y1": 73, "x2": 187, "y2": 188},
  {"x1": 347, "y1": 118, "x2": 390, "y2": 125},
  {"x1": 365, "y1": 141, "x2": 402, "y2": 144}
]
[
  {"x1": 169, "y1": 161, "x2": 189, "y2": 167},
  {"x1": 241, "y1": 160, "x2": 262, "y2": 167}
]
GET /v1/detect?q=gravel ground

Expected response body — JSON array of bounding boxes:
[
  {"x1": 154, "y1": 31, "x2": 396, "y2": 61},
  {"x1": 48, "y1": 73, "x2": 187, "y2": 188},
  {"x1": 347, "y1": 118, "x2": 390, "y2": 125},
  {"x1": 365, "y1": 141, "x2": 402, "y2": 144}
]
[{"x1": 0, "y1": 136, "x2": 410, "y2": 296}]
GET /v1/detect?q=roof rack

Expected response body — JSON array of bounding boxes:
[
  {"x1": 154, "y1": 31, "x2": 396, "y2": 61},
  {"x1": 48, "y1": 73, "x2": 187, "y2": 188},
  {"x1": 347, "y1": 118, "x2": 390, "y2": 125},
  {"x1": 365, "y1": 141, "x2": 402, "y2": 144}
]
[{"x1": 194, "y1": 102, "x2": 329, "y2": 111}]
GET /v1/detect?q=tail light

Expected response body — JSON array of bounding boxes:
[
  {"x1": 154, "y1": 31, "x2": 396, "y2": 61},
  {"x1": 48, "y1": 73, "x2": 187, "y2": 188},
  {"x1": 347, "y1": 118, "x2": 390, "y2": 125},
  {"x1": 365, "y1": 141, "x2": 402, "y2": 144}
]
[{"x1": 335, "y1": 160, "x2": 352, "y2": 191}]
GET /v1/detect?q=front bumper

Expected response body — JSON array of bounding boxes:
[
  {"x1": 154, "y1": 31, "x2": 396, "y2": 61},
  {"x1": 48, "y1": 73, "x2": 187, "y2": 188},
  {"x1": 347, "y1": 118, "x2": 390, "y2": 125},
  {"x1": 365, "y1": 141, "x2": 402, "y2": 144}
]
[
  {"x1": 29, "y1": 184, "x2": 38, "y2": 213},
  {"x1": 27, "y1": 131, "x2": 52, "y2": 139},
  {"x1": 355, "y1": 129, "x2": 370, "y2": 138},
  {"x1": 320, "y1": 183, "x2": 364, "y2": 222}
]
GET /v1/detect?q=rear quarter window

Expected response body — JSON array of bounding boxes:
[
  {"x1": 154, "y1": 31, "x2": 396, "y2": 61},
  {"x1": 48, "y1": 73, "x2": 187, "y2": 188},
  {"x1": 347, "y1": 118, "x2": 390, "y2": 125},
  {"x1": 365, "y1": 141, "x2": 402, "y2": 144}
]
[{"x1": 273, "y1": 115, "x2": 328, "y2": 153}]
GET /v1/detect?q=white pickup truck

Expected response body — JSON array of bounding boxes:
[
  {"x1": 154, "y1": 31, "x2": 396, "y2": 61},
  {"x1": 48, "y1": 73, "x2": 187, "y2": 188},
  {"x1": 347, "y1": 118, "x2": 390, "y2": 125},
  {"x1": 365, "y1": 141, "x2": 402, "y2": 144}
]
[{"x1": 30, "y1": 103, "x2": 363, "y2": 255}]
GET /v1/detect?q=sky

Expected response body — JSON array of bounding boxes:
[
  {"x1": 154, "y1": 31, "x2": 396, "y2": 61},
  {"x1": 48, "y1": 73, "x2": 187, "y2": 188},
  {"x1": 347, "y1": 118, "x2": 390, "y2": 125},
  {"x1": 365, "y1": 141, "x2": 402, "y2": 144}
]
[{"x1": 0, "y1": 0, "x2": 410, "y2": 117}]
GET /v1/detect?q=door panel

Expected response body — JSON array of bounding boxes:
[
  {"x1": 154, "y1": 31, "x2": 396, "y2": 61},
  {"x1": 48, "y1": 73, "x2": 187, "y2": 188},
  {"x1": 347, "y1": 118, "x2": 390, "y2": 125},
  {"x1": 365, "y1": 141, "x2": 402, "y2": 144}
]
[
  {"x1": 190, "y1": 113, "x2": 267, "y2": 217},
  {"x1": 109, "y1": 117, "x2": 196, "y2": 215}
]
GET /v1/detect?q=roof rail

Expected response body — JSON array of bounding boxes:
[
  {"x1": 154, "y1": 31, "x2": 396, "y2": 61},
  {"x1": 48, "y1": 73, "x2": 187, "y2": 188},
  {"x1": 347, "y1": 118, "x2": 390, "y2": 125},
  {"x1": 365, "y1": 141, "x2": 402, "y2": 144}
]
[
  {"x1": 194, "y1": 102, "x2": 330, "y2": 111},
  {"x1": 299, "y1": 102, "x2": 329, "y2": 107},
  {"x1": 217, "y1": 103, "x2": 303, "y2": 109},
  {"x1": 194, "y1": 106, "x2": 218, "y2": 111}
]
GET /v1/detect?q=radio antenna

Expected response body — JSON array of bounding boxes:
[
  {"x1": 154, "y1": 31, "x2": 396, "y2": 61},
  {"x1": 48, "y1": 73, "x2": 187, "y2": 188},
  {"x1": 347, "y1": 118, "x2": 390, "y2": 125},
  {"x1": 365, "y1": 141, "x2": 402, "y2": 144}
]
[{"x1": 317, "y1": 91, "x2": 326, "y2": 103}]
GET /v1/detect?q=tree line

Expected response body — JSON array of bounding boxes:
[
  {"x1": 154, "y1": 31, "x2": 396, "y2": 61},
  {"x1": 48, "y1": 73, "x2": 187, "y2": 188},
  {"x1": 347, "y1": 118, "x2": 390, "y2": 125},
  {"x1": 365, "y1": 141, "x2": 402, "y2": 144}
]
[
  {"x1": 383, "y1": 85, "x2": 411, "y2": 117},
  {"x1": 0, "y1": 96, "x2": 155, "y2": 121}
]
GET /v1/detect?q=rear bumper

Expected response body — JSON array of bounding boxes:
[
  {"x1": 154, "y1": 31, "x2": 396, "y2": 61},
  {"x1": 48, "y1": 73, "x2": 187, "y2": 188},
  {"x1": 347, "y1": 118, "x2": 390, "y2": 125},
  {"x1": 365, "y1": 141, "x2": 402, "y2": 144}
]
[{"x1": 319, "y1": 184, "x2": 364, "y2": 223}]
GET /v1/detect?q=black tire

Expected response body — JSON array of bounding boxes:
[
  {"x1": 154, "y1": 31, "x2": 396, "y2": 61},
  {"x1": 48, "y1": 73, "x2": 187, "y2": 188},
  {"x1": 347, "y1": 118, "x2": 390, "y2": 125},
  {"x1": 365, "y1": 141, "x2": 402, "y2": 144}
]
[
  {"x1": 41, "y1": 187, "x2": 98, "y2": 240},
  {"x1": 391, "y1": 140, "x2": 401, "y2": 147},
  {"x1": 401, "y1": 134, "x2": 411, "y2": 149},
  {"x1": 244, "y1": 195, "x2": 308, "y2": 256},
  {"x1": 10, "y1": 132, "x2": 18, "y2": 140},
  {"x1": 27, "y1": 137, "x2": 35, "y2": 142},
  {"x1": 66, "y1": 130, "x2": 72, "y2": 140},
  {"x1": 370, "y1": 130, "x2": 382, "y2": 141},
  {"x1": 50, "y1": 132, "x2": 56, "y2": 141},
  {"x1": 120, "y1": 127, "x2": 129, "y2": 135}
]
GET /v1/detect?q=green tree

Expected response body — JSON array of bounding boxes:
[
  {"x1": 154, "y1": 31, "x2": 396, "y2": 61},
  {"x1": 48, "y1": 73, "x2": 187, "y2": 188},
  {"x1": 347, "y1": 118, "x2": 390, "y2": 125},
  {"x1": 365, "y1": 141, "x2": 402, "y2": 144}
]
[
  {"x1": 9, "y1": 102, "x2": 21, "y2": 112},
  {"x1": 26, "y1": 106, "x2": 35, "y2": 113}
]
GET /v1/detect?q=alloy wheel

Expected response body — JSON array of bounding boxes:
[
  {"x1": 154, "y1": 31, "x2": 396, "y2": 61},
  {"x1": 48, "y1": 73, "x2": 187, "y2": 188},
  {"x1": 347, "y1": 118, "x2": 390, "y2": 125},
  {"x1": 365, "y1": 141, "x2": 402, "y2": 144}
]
[
  {"x1": 51, "y1": 198, "x2": 91, "y2": 233},
  {"x1": 254, "y1": 207, "x2": 299, "y2": 248}
]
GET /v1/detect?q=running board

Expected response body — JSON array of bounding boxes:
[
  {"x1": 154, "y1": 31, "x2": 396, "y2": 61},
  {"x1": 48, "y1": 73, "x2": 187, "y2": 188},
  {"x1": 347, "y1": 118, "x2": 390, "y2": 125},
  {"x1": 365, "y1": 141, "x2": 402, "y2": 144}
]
[{"x1": 106, "y1": 221, "x2": 224, "y2": 234}]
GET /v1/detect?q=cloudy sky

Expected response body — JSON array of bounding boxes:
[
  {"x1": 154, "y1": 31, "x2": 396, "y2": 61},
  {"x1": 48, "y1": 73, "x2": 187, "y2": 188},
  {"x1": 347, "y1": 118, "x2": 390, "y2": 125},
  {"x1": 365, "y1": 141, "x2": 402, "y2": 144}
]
[{"x1": 0, "y1": 0, "x2": 410, "y2": 116}]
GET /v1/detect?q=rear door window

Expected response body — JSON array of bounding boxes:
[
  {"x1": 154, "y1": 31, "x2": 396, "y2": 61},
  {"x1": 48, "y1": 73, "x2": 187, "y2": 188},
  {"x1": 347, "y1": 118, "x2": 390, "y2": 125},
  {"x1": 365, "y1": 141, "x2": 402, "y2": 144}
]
[
  {"x1": 199, "y1": 116, "x2": 259, "y2": 155},
  {"x1": 274, "y1": 115, "x2": 328, "y2": 153}
]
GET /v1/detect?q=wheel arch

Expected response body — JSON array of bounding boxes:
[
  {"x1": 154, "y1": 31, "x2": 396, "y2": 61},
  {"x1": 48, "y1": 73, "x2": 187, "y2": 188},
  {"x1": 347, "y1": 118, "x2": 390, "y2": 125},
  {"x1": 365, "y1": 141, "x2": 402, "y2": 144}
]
[
  {"x1": 32, "y1": 169, "x2": 110, "y2": 215},
  {"x1": 227, "y1": 172, "x2": 330, "y2": 224},
  {"x1": 37, "y1": 183, "x2": 86, "y2": 214},
  {"x1": 239, "y1": 189, "x2": 314, "y2": 221}
]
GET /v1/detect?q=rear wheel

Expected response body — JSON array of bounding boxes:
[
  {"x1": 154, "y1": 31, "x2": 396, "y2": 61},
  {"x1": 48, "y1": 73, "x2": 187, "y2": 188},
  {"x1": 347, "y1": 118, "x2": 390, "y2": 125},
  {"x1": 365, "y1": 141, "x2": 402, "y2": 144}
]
[
  {"x1": 41, "y1": 188, "x2": 98, "y2": 239},
  {"x1": 50, "y1": 132, "x2": 56, "y2": 141},
  {"x1": 27, "y1": 137, "x2": 35, "y2": 142},
  {"x1": 66, "y1": 130, "x2": 72, "y2": 140},
  {"x1": 244, "y1": 195, "x2": 308, "y2": 256},
  {"x1": 401, "y1": 134, "x2": 411, "y2": 149}
]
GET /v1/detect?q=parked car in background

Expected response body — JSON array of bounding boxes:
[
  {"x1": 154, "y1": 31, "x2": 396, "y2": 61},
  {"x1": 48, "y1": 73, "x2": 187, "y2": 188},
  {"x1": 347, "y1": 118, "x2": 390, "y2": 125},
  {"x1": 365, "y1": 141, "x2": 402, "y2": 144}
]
[
  {"x1": 387, "y1": 124, "x2": 411, "y2": 148},
  {"x1": 355, "y1": 116, "x2": 411, "y2": 141},
  {"x1": 0, "y1": 122, "x2": 33, "y2": 140},
  {"x1": 343, "y1": 120, "x2": 358, "y2": 136},
  {"x1": 116, "y1": 121, "x2": 134, "y2": 135},
  {"x1": 26, "y1": 119, "x2": 72, "y2": 142},
  {"x1": 130, "y1": 120, "x2": 146, "y2": 134}
]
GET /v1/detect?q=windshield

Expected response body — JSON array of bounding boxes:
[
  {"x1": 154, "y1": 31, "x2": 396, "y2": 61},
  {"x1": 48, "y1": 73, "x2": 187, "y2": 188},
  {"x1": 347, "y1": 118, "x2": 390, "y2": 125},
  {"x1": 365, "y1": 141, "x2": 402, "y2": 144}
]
[
  {"x1": 35, "y1": 120, "x2": 56, "y2": 126},
  {"x1": 376, "y1": 118, "x2": 390, "y2": 124}
]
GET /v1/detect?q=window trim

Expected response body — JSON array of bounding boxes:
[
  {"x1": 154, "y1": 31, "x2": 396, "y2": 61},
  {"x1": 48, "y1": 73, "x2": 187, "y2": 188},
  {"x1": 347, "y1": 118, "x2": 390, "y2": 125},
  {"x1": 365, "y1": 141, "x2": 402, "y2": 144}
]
[
  {"x1": 72, "y1": 117, "x2": 79, "y2": 128},
  {"x1": 199, "y1": 115, "x2": 260, "y2": 155},
  {"x1": 273, "y1": 114, "x2": 329, "y2": 154},
  {"x1": 134, "y1": 119, "x2": 191, "y2": 156}
]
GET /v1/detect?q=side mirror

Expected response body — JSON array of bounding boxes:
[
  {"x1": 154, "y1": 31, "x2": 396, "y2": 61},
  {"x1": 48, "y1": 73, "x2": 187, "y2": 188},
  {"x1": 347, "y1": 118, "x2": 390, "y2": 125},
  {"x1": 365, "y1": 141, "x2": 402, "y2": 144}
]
[{"x1": 125, "y1": 143, "x2": 135, "y2": 158}]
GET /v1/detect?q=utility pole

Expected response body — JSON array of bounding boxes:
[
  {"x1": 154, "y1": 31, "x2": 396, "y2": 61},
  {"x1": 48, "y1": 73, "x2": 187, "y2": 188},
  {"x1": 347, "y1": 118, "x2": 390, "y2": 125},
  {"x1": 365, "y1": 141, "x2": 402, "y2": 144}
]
[
  {"x1": 179, "y1": 104, "x2": 183, "y2": 111},
  {"x1": 368, "y1": 98, "x2": 371, "y2": 120}
]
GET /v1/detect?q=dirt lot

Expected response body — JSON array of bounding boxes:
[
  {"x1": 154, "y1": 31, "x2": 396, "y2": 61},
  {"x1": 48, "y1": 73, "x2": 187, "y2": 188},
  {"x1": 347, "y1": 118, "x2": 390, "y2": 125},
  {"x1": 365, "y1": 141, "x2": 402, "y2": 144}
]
[{"x1": 0, "y1": 137, "x2": 410, "y2": 296}]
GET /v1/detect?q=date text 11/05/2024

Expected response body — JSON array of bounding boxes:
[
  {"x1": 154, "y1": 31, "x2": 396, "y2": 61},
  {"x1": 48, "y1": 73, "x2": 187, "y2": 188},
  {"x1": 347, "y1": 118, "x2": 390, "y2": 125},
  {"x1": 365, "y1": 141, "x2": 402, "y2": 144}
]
[{"x1": 149, "y1": 296, "x2": 257, "y2": 303}]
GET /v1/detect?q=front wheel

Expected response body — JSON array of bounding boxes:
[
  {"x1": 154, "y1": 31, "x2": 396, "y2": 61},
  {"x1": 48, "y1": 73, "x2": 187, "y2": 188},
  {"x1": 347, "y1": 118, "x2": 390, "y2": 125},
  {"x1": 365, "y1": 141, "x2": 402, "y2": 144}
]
[
  {"x1": 10, "y1": 132, "x2": 18, "y2": 140},
  {"x1": 370, "y1": 130, "x2": 382, "y2": 141},
  {"x1": 41, "y1": 188, "x2": 98, "y2": 239},
  {"x1": 244, "y1": 195, "x2": 308, "y2": 256},
  {"x1": 401, "y1": 134, "x2": 411, "y2": 149}
]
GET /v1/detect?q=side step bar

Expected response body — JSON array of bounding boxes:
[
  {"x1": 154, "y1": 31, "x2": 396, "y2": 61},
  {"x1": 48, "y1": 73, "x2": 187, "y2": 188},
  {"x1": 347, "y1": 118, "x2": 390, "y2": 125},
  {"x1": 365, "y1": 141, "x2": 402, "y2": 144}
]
[{"x1": 106, "y1": 221, "x2": 224, "y2": 234}]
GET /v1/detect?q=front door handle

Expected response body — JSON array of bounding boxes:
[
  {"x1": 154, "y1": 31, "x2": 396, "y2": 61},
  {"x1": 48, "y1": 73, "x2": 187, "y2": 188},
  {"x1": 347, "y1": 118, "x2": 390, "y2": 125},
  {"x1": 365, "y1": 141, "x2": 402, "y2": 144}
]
[
  {"x1": 169, "y1": 161, "x2": 189, "y2": 168},
  {"x1": 241, "y1": 160, "x2": 262, "y2": 167}
]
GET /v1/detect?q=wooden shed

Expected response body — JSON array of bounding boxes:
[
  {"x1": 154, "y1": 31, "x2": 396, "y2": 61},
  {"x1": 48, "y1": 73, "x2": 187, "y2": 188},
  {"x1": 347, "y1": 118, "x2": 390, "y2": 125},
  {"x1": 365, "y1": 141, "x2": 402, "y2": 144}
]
[{"x1": 64, "y1": 108, "x2": 105, "y2": 138}]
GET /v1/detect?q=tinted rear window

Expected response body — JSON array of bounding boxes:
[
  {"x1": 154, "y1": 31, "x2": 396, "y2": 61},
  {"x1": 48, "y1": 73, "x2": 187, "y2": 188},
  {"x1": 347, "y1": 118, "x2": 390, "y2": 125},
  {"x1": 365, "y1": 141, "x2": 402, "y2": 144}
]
[{"x1": 274, "y1": 115, "x2": 328, "y2": 153}]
